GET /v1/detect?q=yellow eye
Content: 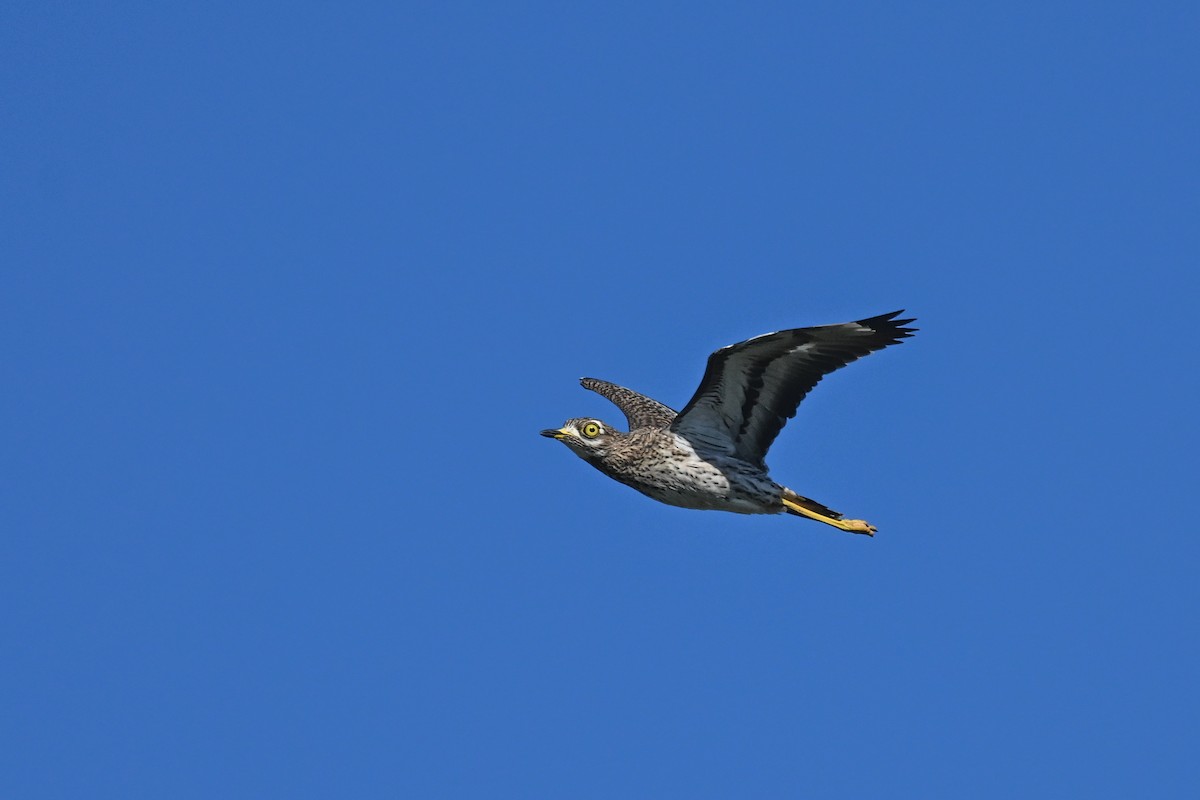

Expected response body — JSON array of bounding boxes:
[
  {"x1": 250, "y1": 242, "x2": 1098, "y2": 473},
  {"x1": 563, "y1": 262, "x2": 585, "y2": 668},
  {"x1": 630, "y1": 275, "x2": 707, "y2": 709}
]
[{"x1": 580, "y1": 422, "x2": 601, "y2": 439}]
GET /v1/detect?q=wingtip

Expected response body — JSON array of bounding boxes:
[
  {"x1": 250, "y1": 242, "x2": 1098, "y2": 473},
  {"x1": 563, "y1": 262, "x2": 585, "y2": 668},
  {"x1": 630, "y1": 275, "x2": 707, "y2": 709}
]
[{"x1": 859, "y1": 309, "x2": 918, "y2": 339}]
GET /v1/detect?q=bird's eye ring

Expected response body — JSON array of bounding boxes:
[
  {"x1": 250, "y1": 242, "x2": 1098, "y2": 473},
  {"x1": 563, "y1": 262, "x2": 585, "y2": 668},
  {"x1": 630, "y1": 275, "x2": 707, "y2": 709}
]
[{"x1": 581, "y1": 422, "x2": 601, "y2": 439}]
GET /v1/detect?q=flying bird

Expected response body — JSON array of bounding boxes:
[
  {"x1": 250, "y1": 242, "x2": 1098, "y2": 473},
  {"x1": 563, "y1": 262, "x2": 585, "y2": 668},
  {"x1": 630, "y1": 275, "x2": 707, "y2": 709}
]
[{"x1": 541, "y1": 310, "x2": 916, "y2": 535}]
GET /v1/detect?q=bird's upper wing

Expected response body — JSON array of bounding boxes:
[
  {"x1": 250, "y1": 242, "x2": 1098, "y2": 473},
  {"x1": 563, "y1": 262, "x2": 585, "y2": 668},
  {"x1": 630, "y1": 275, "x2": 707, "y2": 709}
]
[
  {"x1": 580, "y1": 377, "x2": 677, "y2": 430},
  {"x1": 670, "y1": 310, "x2": 916, "y2": 466}
]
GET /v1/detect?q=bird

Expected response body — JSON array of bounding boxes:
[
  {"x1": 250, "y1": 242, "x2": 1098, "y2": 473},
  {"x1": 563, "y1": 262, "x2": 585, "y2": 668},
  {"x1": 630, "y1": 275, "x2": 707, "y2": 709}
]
[{"x1": 540, "y1": 310, "x2": 916, "y2": 535}]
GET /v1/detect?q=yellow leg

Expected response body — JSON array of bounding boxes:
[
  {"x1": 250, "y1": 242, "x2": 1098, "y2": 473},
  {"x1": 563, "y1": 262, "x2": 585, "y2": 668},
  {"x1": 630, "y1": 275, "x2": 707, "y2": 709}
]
[{"x1": 781, "y1": 496, "x2": 876, "y2": 536}]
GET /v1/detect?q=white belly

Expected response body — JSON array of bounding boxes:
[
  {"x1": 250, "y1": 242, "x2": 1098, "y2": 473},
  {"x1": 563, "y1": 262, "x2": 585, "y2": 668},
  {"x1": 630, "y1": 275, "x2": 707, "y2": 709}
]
[{"x1": 625, "y1": 435, "x2": 780, "y2": 514}]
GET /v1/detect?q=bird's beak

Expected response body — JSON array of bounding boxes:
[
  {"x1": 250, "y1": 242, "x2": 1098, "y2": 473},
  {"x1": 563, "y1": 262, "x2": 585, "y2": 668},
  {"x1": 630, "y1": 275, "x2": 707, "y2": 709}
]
[{"x1": 540, "y1": 427, "x2": 569, "y2": 440}]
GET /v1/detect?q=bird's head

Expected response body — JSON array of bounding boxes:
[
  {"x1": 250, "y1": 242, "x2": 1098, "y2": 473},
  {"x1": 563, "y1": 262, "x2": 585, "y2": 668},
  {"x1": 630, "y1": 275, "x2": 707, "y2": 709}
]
[{"x1": 540, "y1": 418, "x2": 618, "y2": 459}]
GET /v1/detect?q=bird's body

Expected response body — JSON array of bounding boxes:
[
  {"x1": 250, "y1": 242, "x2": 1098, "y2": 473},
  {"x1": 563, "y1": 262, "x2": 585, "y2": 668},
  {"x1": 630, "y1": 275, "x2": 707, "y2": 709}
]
[
  {"x1": 588, "y1": 427, "x2": 783, "y2": 514},
  {"x1": 542, "y1": 311, "x2": 916, "y2": 535}
]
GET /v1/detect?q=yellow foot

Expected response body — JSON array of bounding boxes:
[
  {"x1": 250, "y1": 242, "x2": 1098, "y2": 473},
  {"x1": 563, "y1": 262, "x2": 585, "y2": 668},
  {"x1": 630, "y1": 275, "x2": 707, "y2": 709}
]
[
  {"x1": 781, "y1": 496, "x2": 877, "y2": 536},
  {"x1": 836, "y1": 518, "x2": 877, "y2": 536}
]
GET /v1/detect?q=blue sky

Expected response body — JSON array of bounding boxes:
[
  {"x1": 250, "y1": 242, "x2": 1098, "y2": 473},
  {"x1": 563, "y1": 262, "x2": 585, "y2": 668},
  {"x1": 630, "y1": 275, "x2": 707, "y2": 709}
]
[{"x1": 3, "y1": 2, "x2": 1197, "y2": 797}]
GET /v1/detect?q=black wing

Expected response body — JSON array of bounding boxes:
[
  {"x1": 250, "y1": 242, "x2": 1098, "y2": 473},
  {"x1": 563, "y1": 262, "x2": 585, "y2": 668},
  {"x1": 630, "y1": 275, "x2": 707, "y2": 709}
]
[
  {"x1": 670, "y1": 311, "x2": 916, "y2": 466},
  {"x1": 580, "y1": 377, "x2": 677, "y2": 430}
]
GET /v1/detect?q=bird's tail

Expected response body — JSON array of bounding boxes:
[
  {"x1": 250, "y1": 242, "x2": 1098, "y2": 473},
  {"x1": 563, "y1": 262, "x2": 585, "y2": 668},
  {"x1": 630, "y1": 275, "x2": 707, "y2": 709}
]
[
  {"x1": 780, "y1": 489, "x2": 844, "y2": 520},
  {"x1": 780, "y1": 488, "x2": 876, "y2": 535}
]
